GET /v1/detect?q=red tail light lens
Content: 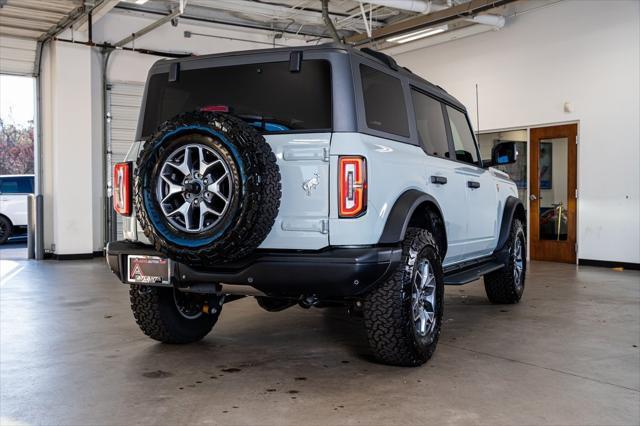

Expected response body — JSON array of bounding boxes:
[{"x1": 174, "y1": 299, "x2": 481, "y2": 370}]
[
  {"x1": 113, "y1": 162, "x2": 132, "y2": 216},
  {"x1": 339, "y1": 156, "x2": 367, "y2": 218}
]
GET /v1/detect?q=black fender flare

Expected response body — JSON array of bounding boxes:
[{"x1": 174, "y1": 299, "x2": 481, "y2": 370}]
[
  {"x1": 495, "y1": 196, "x2": 526, "y2": 253},
  {"x1": 378, "y1": 189, "x2": 445, "y2": 245}
]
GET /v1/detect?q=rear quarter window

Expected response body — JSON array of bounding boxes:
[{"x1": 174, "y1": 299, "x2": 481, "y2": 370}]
[
  {"x1": 360, "y1": 64, "x2": 409, "y2": 138},
  {"x1": 411, "y1": 89, "x2": 450, "y2": 158}
]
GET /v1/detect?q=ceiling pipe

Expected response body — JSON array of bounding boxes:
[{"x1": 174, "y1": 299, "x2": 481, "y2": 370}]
[
  {"x1": 363, "y1": 0, "x2": 447, "y2": 14},
  {"x1": 321, "y1": 0, "x2": 343, "y2": 43},
  {"x1": 347, "y1": 0, "x2": 518, "y2": 45},
  {"x1": 465, "y1": 14, "x2": 506, "y2": 28}
]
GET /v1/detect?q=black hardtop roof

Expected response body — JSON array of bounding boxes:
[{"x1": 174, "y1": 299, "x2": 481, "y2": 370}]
[{"x1": 155, "y1": 43, "x2": 465, "y2": 111}]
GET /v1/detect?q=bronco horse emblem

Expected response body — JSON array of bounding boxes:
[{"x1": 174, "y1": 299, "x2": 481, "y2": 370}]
[{"x1": 302, "y1": 172, "x2": 320, "y2": 196}]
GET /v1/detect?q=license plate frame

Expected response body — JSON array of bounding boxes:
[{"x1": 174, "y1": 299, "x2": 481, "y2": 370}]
[{"x1": 127, "y1": 255, "x2": 171, "y2": 285}]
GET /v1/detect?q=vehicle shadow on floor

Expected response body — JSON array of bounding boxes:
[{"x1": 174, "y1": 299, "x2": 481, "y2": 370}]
[{"x1": 126, "y1": 291, "x2": 496, "y2": 375}]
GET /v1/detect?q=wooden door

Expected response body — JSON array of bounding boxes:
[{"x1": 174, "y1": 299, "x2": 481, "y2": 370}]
[{"x1": 530, "y1": 124, "x2": 577, "y2": 263}]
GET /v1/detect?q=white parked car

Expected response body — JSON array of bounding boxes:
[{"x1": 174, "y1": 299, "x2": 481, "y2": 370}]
[{"x1": 0, "y1": 174, "x2": 34, "y2": 244}]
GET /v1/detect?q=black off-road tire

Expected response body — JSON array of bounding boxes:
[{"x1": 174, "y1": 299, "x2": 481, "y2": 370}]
[
  {"x1": 363, "y1": 227, "x2": 445, "y2": 367},
  {"x1": 484, "y1": 218, "x2": 526, "y2": 304},
  {"x1": 0, "y1": 215, "x2": 12, "y2": 244},
  {"x1": 134, "y1": 111, "x2": 281, "y2": 266},
  {"x1": 129, "y1": 286, "x2": 221, "y2": 344}
]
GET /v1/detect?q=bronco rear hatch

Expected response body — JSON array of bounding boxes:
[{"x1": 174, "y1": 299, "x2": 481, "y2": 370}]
[{"x1": 134, "y1": 55, "x2": 337, "y2": 250}]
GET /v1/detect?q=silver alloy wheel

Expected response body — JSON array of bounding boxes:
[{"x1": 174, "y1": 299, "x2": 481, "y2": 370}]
[
  {"x1": 412, "y1": 258, "x2": 437, "y2": 337},
  {"x1": 513, "y1": 236, "x2": 524, "y2": 287},
  {"x1": 156, "y1": 143, "x2": 232, "y2": 233}
]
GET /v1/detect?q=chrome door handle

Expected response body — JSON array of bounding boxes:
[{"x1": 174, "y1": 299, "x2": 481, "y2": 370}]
[{"x1": 529, "y1": 194, "x2": 537, "y2": 201}]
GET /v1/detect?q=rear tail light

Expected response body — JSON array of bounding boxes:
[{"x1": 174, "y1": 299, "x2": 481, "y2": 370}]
[
  {"x1": 339, "y1": 156, "x2": 367, "y2": 218},
  {"x1": 113, "y1": 162, "x2": 132, "y2": 216}
]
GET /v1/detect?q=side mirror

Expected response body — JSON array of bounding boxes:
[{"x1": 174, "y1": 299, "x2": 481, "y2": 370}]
[{"x1": 489, "y1": 141, "x2": 518, "y2": 167}]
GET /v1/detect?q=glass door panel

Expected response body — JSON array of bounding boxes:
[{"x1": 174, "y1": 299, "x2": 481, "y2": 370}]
[{"x1": 538, "y1": 138, "x2": 569, "y2": 241}]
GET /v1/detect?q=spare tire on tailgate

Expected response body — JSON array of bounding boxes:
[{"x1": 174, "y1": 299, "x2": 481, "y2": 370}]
[{"x1": 134, "y1": 111, "x2": 281, "y2": 266}]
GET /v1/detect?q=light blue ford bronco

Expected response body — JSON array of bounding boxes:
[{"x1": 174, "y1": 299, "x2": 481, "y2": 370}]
[{"x1": 107, "y1": 44, "x2": 526, "y2": 366}]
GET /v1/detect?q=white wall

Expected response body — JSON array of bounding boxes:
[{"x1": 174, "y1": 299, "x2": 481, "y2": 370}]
[
  {"x1": 394, "y1": 0, "x2": 640, "y2": 264},
  {"x1": 43, "y1": 42, "x2": 101, "y2": 255}
]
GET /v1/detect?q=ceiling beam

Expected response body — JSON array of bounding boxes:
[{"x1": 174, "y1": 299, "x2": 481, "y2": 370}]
[
  {"x1": 347, "y1": 0, "x2": 521, "y2": 46},
  {"x1": 113, "y1": 8, "x2": 182, "y2": 48},
  {"x1": 113, "y1": 0, "x2": 384, "y2": 39},
  {"x1": 37, "y1": 3, "x2": 87, "y2": 42},
  {"x1": 74, "y1": 0, "x2": 119, "y2": 32}
]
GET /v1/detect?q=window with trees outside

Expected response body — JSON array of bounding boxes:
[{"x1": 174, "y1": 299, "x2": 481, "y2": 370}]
[{"x1": 0, "y1": 75, "x2": 35, "y2": 175}]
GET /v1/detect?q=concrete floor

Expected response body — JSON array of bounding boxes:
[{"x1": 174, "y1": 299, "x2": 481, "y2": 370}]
[{"x1": 1, "y1": 254, "x2": 639, "y2": 426}]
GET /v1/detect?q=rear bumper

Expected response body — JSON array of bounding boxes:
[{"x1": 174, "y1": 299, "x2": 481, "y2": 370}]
[{"x1": 106, "y1": 240, "x2": 402, "y2": 298}]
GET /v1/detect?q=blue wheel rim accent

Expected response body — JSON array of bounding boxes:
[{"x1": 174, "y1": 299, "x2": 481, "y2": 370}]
[{"x1": 142, "y1": 125, "x2": 245, "y2": 248}]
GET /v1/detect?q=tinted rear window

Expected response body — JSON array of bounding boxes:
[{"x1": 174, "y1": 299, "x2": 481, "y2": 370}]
[
  {"x1": 141, "y1": 60, "x2": 332, "y2": 138},
  {"x1": 0, "y1": 176, "x2": 33, "y2": 194},
  {"x1": 360, "y1": 64, "x2": 409, "y2": 137}
]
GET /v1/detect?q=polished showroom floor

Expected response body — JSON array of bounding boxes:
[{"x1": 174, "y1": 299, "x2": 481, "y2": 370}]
[{"x1": 1, "y1": 245, "x2": 639, "y2": 425}]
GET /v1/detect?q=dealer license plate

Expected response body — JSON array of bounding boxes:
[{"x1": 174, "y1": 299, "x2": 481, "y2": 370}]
[{"x1": 127, "y1": 255, "x2": 170, "y2": 285}]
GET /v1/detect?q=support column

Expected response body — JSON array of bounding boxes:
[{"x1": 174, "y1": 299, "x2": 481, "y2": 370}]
[{"x1": 42, "y1": 41, "x2": 103, "y2": 257}]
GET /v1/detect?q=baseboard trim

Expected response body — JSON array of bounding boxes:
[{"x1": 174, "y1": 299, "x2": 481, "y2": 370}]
[
  {"x1": 578, "y1": 258, "x2": 640, "y2": 271},
  {"x1": 46, "y1": 251, "x2": 105, "y2": 261}
]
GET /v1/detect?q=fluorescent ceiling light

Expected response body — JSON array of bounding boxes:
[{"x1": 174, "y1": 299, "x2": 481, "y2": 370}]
[
  {"x1": 386, "y1": 26, "x2": 447, "y2": 44},
  {"x1": 135, "y1": 0, "x2": 149, "y2": 4}
]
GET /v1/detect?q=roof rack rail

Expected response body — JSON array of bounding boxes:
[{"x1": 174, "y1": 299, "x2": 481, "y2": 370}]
[{"x1": 360, "y1": 47, "x2": 401, "y2": 72}]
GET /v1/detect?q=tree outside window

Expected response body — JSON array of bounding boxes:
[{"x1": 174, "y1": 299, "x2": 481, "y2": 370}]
[{"x1": 0, "y1": 75, "x2": 34, "y2": 175}]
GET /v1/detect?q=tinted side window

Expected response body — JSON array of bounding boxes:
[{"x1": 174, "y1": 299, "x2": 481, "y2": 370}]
[
  {"x1": 447, "y1": 106, "x2": 479, "y2": 165},
  {"x1": 360, "y1": 65, "x2": 409, "y2": 137},
  {"x1": 411, "y1": 90, "x2": 449, "y2": 158},
  {"x1": 0, "y1": 177, "x2": 33, "y2": 194},
  {"x1": 0, "y1": 178, "x2": 19, "y2": 193},
  {"x1": 19, "y1": 177, "x2": 34, "y2": 193}
]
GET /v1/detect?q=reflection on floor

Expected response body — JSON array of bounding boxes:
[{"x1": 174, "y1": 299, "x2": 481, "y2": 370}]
[
  {"x1": 0, "y1": 258, "x2": 639, "y2": 425},
  {"x1": 0, "y1": 240, "x2": 27, "y2": 261}
]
